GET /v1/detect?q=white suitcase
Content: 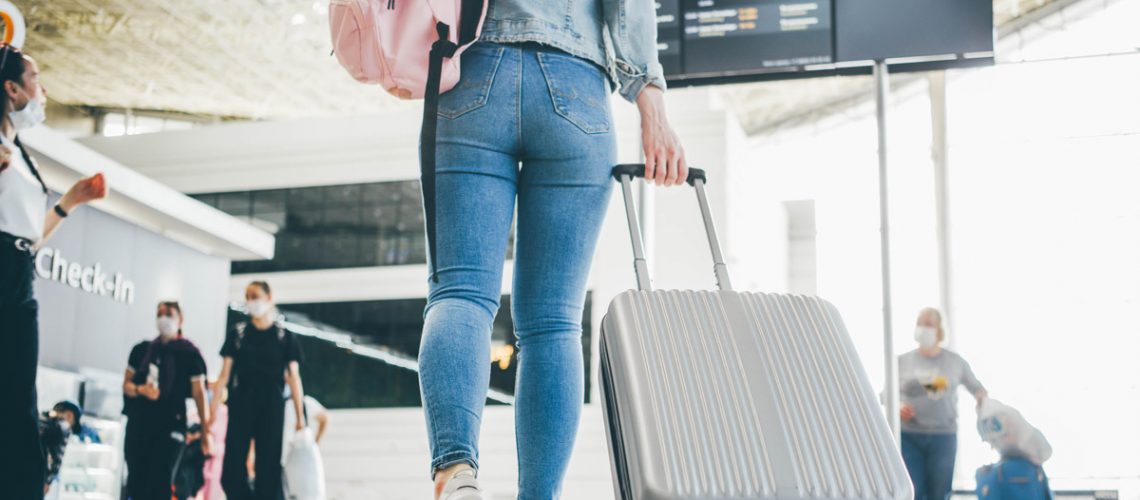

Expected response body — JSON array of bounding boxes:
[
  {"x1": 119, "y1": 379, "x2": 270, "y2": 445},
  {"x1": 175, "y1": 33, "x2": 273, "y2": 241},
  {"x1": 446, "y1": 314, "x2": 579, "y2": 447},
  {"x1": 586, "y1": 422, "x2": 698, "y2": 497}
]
[{"x1": 600, "y1": 165, "x2": 911, "y2": 500}]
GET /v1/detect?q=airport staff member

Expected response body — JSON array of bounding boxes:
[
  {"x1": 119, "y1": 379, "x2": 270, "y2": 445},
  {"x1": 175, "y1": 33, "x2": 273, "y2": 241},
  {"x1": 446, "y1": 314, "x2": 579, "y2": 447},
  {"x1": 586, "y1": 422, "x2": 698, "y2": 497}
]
[
  {"x1": 0, "y1": 43, "x2": 107, "y2": 500},
  {"x1": 899, "y1": 307, "x2": 988, "y2": 500}
]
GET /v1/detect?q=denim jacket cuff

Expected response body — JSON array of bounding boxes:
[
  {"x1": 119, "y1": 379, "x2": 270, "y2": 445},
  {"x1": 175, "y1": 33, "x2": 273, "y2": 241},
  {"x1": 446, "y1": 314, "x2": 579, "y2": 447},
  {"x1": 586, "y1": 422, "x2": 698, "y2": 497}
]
[{"x1": 616, "y1": 61, "x2": 668, "y2": 103}]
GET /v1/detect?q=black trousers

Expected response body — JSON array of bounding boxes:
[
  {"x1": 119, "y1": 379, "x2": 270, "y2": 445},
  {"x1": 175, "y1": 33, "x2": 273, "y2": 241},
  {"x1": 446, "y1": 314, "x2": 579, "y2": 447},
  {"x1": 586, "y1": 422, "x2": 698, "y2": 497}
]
[
  {"x1": 222, "y1": 390, "x2": 286, "y2": 500},
  {"x1": 124, "y1": 418, "x2": 181, "y2": 500},
  {"x1": 0, "y1": 239, "x2": 46, "y2": 500}
]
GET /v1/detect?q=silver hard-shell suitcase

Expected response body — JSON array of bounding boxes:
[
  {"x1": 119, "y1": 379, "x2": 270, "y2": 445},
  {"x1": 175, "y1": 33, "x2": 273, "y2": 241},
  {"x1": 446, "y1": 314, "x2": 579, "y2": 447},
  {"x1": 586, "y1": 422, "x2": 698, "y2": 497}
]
[{"x1": 600, "y1": 165, "x2": 911, "y2": 500}]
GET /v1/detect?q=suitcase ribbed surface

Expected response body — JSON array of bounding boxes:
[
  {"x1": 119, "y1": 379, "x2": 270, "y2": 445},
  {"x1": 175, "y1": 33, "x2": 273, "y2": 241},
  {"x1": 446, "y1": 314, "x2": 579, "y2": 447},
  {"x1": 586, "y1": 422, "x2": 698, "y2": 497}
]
[{"x1": 601, "y1": 290, "x2": 910, "y2": 500}]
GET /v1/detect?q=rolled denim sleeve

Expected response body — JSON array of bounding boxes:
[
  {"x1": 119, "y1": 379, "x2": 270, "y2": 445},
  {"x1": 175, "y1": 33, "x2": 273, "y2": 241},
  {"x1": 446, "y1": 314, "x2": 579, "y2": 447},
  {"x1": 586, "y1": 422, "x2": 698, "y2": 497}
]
[{"x1": 603, "y1": 0, "x2": 668, "y2": 102}]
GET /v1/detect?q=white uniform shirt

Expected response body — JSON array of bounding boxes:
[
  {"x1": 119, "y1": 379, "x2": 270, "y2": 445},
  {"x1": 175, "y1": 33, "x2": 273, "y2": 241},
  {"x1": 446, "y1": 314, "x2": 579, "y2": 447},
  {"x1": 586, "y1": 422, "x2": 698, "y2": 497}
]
[{"x1": 0, "y1": 134, "x2": 47, "y2": 241}]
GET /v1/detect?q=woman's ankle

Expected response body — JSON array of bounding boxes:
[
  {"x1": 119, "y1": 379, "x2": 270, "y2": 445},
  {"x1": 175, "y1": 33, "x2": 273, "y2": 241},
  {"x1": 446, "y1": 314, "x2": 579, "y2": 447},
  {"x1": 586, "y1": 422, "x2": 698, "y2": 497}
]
[{"x1": 433, "y1": 463, "x2": 475, "y2": 499}]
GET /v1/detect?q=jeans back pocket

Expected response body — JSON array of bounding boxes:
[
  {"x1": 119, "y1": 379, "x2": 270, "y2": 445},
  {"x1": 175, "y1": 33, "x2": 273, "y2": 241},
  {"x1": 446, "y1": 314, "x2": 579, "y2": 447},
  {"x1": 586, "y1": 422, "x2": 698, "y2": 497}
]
[
  {"x1": 439, "y1": 43, "x2": 506, "y2": 120},
  {"x1": 536, "y1": 51, "x2": 611, "y2": 135}
]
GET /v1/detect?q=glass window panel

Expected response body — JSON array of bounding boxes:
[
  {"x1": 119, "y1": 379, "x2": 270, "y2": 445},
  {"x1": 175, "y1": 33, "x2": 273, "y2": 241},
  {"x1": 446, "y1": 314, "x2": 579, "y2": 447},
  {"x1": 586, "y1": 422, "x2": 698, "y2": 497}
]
[
  {"x1": 324, "y1": 233, "x2": 359, "y2": 267},
  {"x1": 288, "y1": 187, "x2": 324, "y2": 208},
  {"x1": 216, "y1": 192, "x2": 252, "y2": 216},
  {"x1": 408, "y1": 236, "x2": 427, "y2": 265},
  {"x1": 275, "y1": 236, "x2": 305, "y2": 266},
  {"x1": 201, "y1": 180, "x2": 442, "y2": 272},
  {"x1": 399, "y1": 181, "x2": 421, "y2": 200},
  {"x1": 287, "y1": 206, "x2": 324, "y2": 230},
  {"x1": 266, "y1": 294, "x2": 594, "y2": 408},
  {"x1": 322, "y1": 203, "x2": 361, "y2": 228},
  {"x1": 252, "y1": 189, "x2": 287, "y2": 215},
  {"x1": 406, "y1": 203, "x2": 425, "y2": 227},
  {"x1": 359, "y1": 202, "x2": 385, "y2": 230},
  {"x1": 358, "y1": 236, "x2": 383, "y2": 267},
  {"x1": 359, "y1": 183, "x2": 387, "y2": 202},
  {"x1": 379, "y1": 204, "x2": 401, "y2": 230},
  {"x1": 251, "y1": 211, "x2": 287, "y2": 231},
  {"x1": 191, "y1": 194, "x2": 218, "y2": 207},
  {"x1": 324, "y1": 184, "x2": 361, "y2": 207},
  {"x1": 297, "y1": 235, "x2": 325, "y2": 269}
]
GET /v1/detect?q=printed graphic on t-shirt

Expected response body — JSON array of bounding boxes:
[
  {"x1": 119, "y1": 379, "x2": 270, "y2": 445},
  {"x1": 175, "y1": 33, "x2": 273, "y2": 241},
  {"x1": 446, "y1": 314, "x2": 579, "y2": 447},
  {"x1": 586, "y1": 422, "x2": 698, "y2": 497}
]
[{"x1": 913, "y1": 368, "x2": 948, "y2": 400}]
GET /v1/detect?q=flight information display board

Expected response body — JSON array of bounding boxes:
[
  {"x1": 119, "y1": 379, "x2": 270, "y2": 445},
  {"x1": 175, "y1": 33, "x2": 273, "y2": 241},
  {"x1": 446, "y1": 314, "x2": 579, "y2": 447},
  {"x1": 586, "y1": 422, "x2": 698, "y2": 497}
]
[
  {"x1": 834, "y1": 0, "x2": 994, "y2": 62},
  {"x1": 657, "y1": 0, "x2": 994, "y2": 86},
  {"x1": 659, "y1": 0, "x2": 834, "y2": 81}
]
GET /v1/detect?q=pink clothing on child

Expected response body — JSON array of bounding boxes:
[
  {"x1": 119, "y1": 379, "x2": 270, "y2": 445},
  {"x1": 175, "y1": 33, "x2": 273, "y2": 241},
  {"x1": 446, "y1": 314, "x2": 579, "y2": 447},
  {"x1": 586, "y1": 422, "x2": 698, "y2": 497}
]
[{"x1": 198, "y1": 405, "x2": 227, "y2": 500}]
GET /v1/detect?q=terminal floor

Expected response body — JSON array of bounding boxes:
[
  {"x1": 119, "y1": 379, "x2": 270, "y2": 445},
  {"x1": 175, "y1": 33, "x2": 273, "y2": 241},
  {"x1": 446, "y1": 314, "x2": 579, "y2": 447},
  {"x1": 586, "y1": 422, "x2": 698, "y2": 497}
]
[{"x1": 320, "y1": 404, "x2": 615, "y2": 499}]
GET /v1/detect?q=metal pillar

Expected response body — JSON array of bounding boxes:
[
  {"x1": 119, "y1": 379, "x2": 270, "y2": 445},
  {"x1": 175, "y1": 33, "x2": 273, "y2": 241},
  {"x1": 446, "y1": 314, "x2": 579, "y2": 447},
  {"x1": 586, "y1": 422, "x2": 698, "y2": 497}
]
[
  {"x1": 875, "y1": 60, "x2": 901, "y2": 444},
  {"x1": 929, "y1": 71, "x2": 955, "y2": 350}
]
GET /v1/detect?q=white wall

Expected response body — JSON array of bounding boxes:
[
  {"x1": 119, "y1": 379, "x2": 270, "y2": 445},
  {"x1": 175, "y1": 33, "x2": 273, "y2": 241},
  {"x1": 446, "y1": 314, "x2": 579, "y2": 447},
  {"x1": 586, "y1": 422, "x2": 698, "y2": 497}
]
[{"x1": 36, "y1": 200, "x2": 232, "y2": 380}]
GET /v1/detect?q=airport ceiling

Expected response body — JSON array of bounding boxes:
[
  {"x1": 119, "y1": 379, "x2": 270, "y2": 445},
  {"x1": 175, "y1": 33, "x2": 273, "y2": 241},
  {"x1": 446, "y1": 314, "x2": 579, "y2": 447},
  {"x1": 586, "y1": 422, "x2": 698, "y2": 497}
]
[{"x1": 19, "y1": 0, "x2": 1059, "y2": 134}]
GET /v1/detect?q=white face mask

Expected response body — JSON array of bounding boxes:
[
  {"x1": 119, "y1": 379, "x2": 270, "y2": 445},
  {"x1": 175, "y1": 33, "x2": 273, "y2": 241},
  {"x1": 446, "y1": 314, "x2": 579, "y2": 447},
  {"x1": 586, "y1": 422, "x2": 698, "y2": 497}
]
[
  {"x1": 246, "y1": 299, "x2": 273, "y2": 319},
  {"x1": 914, "y1": 326, "x2": 939, "y2": 348},
  {"x1": 9, "y1": 92, "x2": 45, "y2": 131},
  {"x1": 157, "y1": 316, "x2": 180, "y2": 337}
]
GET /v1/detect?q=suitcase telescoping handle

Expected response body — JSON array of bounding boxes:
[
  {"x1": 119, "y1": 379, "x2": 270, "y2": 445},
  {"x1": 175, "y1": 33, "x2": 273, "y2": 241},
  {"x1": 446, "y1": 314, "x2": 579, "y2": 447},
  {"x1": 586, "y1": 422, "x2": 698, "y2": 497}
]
[{"x1": 611, "y1": 164, "x2": 733, "y2": 292}]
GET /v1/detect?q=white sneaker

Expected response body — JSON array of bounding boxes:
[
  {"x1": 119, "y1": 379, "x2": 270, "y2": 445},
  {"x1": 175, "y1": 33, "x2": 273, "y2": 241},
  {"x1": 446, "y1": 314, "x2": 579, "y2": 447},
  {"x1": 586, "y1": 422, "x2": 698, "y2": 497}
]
[{"x1": 441, "y1": 469, "x2": 485, "y2": 500}]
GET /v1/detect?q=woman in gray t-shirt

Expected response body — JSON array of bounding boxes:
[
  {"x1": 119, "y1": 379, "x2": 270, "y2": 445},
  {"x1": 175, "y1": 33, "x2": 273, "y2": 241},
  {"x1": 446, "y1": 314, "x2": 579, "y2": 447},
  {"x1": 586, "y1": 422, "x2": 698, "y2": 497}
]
[{"x1": 899, "y1": 307, "x2": 987, "y2": 500}]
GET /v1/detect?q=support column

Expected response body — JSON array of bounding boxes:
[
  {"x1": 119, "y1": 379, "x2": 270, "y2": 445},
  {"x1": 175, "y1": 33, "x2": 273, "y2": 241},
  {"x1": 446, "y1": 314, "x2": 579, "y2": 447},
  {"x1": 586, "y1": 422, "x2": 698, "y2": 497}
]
[
  {"x1": 929, "y1": 71, "x2": 955, "y2": 350},
  {"x1": 875, "y1": 60, "x2": 901, "y2": 444}
]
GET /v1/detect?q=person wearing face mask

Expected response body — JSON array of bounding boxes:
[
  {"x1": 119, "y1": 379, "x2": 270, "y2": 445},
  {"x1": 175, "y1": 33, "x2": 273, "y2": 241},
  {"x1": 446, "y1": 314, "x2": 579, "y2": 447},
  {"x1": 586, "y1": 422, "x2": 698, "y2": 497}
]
[
  {"x1": 0, "y1": 43, "x2": 107, "y2": 500},
  {"x1": 211, "y1": 280, "x2": 306, "y2": 500},
  {"x1": 122, "y1": 301, "x2": 211, "y2": 500},
  {"x1": 898, "y1": 307, "x2": 988, "y2": 500}
]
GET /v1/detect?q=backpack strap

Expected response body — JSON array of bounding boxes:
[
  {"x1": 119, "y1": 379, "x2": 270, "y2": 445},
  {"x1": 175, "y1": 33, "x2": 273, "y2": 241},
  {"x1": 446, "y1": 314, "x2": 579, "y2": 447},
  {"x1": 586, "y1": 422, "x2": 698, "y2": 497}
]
[
  {"x1": 234, "y1": 322, "x2": 247, "y2": 350},
  {"x1": 231, "y1": 322, "x2": 248, "y2": 389},
  {"x1": 457, "y1": 0, "x2": 483, "y2": 46},
  {"x1": 12, "y1": 135, "x2": 48, "y2": 194},
  {"x1": 420, "y1": 21, "x2": 459, "y2": 284},
  {"x1": 420, "y1": 1, "x2": 482, "y2": 283}
]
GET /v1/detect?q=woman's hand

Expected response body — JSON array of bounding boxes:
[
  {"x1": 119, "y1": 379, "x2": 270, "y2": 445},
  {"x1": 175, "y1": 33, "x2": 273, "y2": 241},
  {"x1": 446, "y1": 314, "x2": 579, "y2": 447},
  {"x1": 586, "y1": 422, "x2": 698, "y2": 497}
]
[
  {"x1": 636, "y1": 86, "x2": 687, "y2": 186},
  {"x1": 900, "y1": 403, "x2": 916, "y2": 422},
  {"x1": 58, "y1": 172, "x2": 107, "y2": 212}
]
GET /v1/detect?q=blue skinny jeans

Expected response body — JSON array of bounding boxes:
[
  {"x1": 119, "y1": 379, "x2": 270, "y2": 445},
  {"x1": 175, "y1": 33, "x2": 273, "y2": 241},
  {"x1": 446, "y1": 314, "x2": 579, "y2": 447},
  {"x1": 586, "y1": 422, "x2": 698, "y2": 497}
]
[{"x1": 418, "y1": 41, "x2": 617, "y2": 499}]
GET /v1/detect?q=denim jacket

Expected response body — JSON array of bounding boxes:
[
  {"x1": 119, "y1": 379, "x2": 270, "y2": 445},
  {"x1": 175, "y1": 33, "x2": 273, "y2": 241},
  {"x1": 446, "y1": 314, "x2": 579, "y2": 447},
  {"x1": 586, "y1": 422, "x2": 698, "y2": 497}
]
[{"x1": 479, "y1": 0, "x2": 666, "y2": 102}]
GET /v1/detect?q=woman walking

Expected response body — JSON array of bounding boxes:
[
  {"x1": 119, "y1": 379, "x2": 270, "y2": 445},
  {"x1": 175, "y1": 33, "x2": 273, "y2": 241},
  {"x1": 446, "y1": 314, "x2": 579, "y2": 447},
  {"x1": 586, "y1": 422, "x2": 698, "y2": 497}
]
[
  {"x1": 122, "y1": 301, "x2": 211, "y2": 500},
  {"x1": 212, "y1": 281, "x2": 306, "y2": 500},
  {"x1": 899, "y1": 307, "x2": 988, "y2": 500},
  {"x1": 416, "y1": 1, "x2": 687, "y2": 498}
]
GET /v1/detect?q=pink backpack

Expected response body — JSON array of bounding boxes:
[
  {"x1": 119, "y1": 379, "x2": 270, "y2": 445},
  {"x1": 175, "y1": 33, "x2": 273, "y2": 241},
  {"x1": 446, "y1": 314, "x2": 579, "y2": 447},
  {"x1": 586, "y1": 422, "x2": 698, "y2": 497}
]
[
  {"x1": 328, "y1": 0, "x2": 488, "y2": 281},
  {"x1": 328, "y1": 0, "x2": 487, "y2": 98}
]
